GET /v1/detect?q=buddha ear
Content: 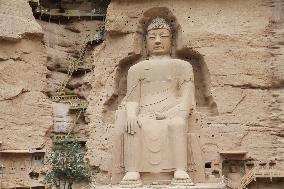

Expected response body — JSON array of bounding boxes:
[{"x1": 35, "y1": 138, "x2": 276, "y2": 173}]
[
  {"x1": 145, "y1": 36, "x2": 150, "y2": 58},
  {"x1": 145, "y1": 45, "x2": 149, "y2": 58},
  {"x1": 169, "y1": 44, "x2": 173, "y2": 57},
  {"x1": 168, "y1": 33, "x2": 172, "y2": 57}
]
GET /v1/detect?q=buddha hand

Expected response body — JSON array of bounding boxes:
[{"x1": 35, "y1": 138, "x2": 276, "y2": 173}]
[{"x1": 125, "y1": 116, "x2": 141, "y2": 135}]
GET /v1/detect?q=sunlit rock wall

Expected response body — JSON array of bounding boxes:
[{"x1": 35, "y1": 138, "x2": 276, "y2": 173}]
[
  {"x1": 0, "y1": 0, "x2": 53, "y2": 150},
  {"x1": 86, "y1": 0, "x2": 284, "y2": 184}
]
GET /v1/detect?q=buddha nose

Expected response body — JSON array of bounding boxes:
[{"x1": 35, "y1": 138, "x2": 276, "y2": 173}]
[{"x1": 155, "y1": 35, "x2": 161, "y2": 45}]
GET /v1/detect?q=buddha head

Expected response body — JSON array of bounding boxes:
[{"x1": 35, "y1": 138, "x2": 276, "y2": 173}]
[{"x1": 146, "y1": 18, "x2": 172, "y2": 56}]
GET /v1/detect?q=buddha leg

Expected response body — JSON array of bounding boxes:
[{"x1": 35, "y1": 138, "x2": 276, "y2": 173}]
[
  {"x1": 169, "y1": 117, "x2": 194, "y2": 185},
  {"x1": 124, "y1": 133, "x2": 140, "y2": 172},
  {"x1": 169, "y1": 117, "x2": 187, "y2": 170},
  {"x1": 120, "y1": 132, "x2": 142, "y2": 187}
]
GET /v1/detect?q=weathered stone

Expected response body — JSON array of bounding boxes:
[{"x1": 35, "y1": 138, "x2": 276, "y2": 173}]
[
  {"x1": 86, "y1": 0, "x2": 284, "y2": 187},
  {"x1": 0, "y1": 0, "x2": 283, "y2": 188},
  {"x1": 0, "y1": 0, "x2": 43, "y2": 41}
]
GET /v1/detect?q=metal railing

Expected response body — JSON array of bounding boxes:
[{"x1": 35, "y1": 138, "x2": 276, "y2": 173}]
[
  {"x1": 238, "y1": 167, "x2": 284, "y2": 189},
  {"x1": 222, "y1": 176, "x2": 238, "y2": 189},
  {"x1": 58, "y1": 36, "x2": 89, "y2": 94},
  {"x1": 35, "y1": 7, "x2": 106, "y2": 18},
  {"x1": 50, "y1": 95, "x2": 88, "y2": 110},
  {"x1": 239, "y1": 168, "x2": 255, "y2": 189},
  {"x1": 69, "y1": 100, "x2": 88, "y2": 110},
  {"x1": 50, "y1": 94, "x2": 79, "y2": 102}
]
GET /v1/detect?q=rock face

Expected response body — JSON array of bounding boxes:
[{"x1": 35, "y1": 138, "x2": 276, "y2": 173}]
[
  {"x1": 0, "y1": 0, "x2": 52, "y2": 151},
  {"x1": 0, "y1": 0, "x2": 43, "y2": 41},
  {"x1": 0, "y1": 2, "x2": 54, "y2": 187},
  {"x1": 0, "y1": 0, "x2": 283, "y2": 188},
  {"x1": 0, "y1": 0, "x2": 101, "y2": 187},
  {"x1": 86, "y1": 0, "x2": 284, "y2": 185}
]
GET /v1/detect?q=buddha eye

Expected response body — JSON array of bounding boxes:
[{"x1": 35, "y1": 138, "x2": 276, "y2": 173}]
[
  {"x1": 148, "y1": 35, "x2": 155, "y2": 39},
  {"x1": 160, "y1": 33, "x2": 170, "y2": 38}
]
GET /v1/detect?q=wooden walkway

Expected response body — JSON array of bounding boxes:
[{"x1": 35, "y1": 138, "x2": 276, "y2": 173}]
[
  {"x1": 223, "y1": 167, "x2": 284, "y2": 189},
  {"x1": 35, "y1": 7, "x2": 106, "y2": 19},
  {"x1": 50, "y1": 95, "x2": 88, "y2": 110}
]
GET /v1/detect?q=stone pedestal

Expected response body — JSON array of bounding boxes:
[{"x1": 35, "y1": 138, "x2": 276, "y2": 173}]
[{"x1": 95, "y1": 183, "x2": 226, "y2": 189}]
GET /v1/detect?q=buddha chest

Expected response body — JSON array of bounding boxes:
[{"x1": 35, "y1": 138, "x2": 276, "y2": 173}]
[{"x1": 139, "y1": 61, "x2": 180, "y2": 97}]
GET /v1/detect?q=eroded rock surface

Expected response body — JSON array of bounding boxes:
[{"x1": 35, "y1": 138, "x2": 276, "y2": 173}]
[
  {"x1": 0, "y1": 0, "x2": 283, "y2": 187},
  {"x1": 86, "y1": 0, "x2": 284, "y2": 184},
  {"x1": 0, "y1": 0, "x2": 43, "y2": 41}
]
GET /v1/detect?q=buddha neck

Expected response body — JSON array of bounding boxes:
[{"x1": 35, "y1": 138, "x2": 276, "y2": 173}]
[{"x1": 149, "y1": 55, "x2": 171, "y2": 60}]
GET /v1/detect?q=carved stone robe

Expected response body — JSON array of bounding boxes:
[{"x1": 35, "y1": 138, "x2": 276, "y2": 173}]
[{"x1": 122, "y1": 58, "x2": 194, "y2": 173}]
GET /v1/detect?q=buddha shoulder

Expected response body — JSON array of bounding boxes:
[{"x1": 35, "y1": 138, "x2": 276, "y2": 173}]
[
  {"x1": 128, "y1": 60, "x2": 150, "y2": 73},
  {"x1": 171, "y1": 58, "x2": 193, "y2": 71}
]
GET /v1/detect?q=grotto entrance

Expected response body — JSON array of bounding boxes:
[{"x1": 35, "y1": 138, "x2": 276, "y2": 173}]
[{"x1": 220, "y1": 151, "x2": 247, "y2": 186}]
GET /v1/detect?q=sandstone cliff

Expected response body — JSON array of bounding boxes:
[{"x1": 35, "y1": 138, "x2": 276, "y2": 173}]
[
  {"x1": 86, "y1": 0, "x2": 284, "y2": 183},
  {"x1": 0, "y1": 0, "x2": 283, "y2": 186},
  {"x1": 0, "y1": 0, "x2": 52, "y2": 150}
]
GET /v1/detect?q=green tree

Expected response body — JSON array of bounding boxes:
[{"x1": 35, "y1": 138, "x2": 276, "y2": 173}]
[{"x1": 45, "y1": 137, "x2": 91, "y2": 189}]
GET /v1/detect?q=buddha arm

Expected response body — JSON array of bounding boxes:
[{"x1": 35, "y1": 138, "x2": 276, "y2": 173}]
[
  {"x1": 125, "y1": 66, "x2": 141, "y2": 134},
  {"x1": 125, "y1": 66, "x2": 140, "y2": 116},
  {"x1": 126, "y1": 102, "x2": 139, "y2": 117},
  {"x1": 178, "y1": 79, "x2": 195, "y2": 117},
  {"x1": 177, "y1": 64, "x2": 196, "y2": 117}
]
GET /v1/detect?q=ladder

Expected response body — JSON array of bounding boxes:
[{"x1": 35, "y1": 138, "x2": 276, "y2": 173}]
[
  {"x1": 57, "y1": 29, "x2": 104, "y2": 94},
  {"x1": 50, "y1": 30, "x2": 104, "y2": 138},
  {"x1": 66, "y1": 109, "x2": 83, "y2": 136},
  {"x1": 57, "y1": 37, "x2": 89, "y2": 95},
  {"x1": 239, "y1": 168, "x2": 255, "y2": 189},
  {"x1": 222, "y1": 176, "x2": 238, "y2": 189}
]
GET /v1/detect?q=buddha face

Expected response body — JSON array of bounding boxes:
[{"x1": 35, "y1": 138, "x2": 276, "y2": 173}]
[{"x1": 146, "y1": 28, "x2": 171, "y2": 56}]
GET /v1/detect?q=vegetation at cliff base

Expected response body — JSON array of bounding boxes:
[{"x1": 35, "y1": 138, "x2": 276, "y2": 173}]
[{"x1": 45, "y1": 137, "x2": 91, "y2": 189}]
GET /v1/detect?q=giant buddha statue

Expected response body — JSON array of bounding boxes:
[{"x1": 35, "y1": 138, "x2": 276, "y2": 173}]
[{"x1": 116, "y1": 17, "x2": 196, "y2": 187}]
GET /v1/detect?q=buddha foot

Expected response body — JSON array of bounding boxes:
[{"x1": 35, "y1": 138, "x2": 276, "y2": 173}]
[
  {"x1": 119, "y1": 172, "x2": 142, "y2": 188},
  {"x1": 171, "y1": 170, "x2": 194, "y2": 186}
]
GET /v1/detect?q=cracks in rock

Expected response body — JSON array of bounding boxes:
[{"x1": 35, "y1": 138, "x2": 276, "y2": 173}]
[
  {"x1": 213, "y1": 73, "x2": 255, "y2": 77},
  {"x1": 235, "y1": 130, "x2": 249, "y2": 148},
  {"x1": 10, "y1": 57, "x2": 23, "y2": 61},
  {"x1": 0, "y1": 57, "x2": 8, "y2": 61},
  {"x1": 227, "y1": 93, "x2": 247, "y2": 114},
  {"x1": 0, "y1": 88, "x2": 29, "y2": 101},
  {"x1": 271, "y1": 132, "x2": 284, "y2": 137},
  {"x1": 224, "y1": 83, "x2": 284, "y2": 90}
]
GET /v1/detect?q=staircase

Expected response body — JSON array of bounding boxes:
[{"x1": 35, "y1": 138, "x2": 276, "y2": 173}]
[
  {"x1": 238, "y1": 167, "x2": 256, "y2": 189},
  {"x1": 57, "y1": 44, "x2": 88, "y2": 94},
  {"x1": 238, "y1": 167, "x2": 284, "y2": 189},
  {"x1": 222, "y1": 176, "x2": 237, "y2": 189},
  {"x1": 69, "y1": 99, "x2": 88, "y2": 110},
  {"x1": 57, "y1": 31, "x2": 103, "y2": 95},
  {"x1": 49, "y1": 29, "x2": 105, "y2": 140},
  {"x1": 85, "y1": 32, "x2": 104, "y2": 45}
]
